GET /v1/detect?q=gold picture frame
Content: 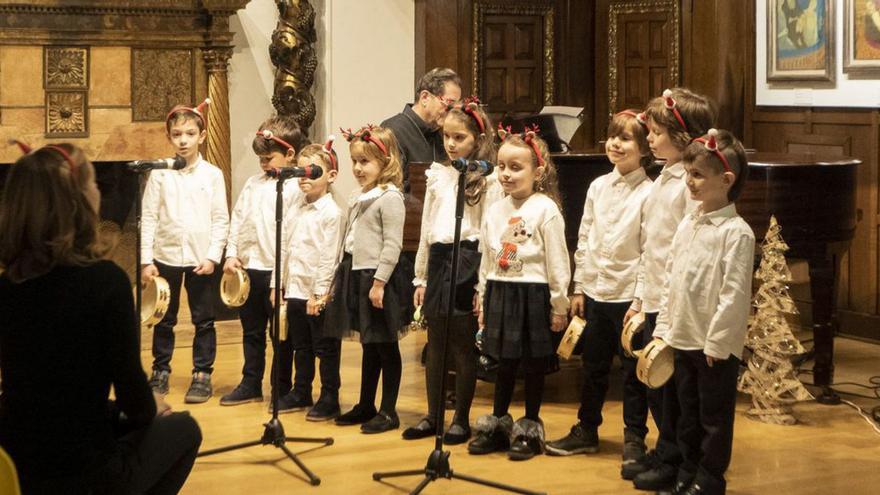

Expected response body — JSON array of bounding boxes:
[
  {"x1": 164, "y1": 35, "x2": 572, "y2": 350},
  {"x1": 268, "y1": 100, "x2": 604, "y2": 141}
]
[
  {"x1": 843, "y1": 0, "x2": 880, "y2": 77},
  {"x1": 767, "y1": 0, "x2": 835, "y2": 82}
]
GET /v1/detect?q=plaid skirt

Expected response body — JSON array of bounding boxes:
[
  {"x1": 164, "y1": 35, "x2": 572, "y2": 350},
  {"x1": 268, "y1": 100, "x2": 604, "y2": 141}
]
[
  {"x1": 323, "y1": 253, "x2": 414, "y2": 343},
  {"x1": 481, "y1": 280, "x2": 554, "y2": 360},
  {"x1": 422, "y1": 240, "x2": 481, "y2": 320}
]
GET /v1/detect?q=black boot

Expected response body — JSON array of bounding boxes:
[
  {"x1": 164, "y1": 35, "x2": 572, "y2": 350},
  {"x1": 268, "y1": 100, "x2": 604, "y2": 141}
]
[
  {"x1": 467, "y1": 414, "x2": 512, "y2": 455},
  {"x1": 507, "y1": 417, "x2": 545, "y2": 461}
]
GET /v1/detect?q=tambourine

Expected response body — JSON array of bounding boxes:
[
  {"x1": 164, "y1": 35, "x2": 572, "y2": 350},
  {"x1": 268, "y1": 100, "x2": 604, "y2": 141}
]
[
  {"x1": 557, "y1": 315, "x2": 586, "y2": 359},
  {"x1": 620, "y1": 312, "x2": 674, "y2": 389},
  {"x1": 220, "y1": 267, "x2": 250, "y2": 307},
  {"x1": 620, "y1": 311, "x2": 647, "y2": 357},
  {"x1": 140, "y1": 276, "x2": 171, "y2": 327}
]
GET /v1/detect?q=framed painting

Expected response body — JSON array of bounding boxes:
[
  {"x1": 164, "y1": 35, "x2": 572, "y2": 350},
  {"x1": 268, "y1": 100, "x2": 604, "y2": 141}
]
[
  {"x1": 767, "y1": 0, "x2": 835, "y2": 82},
  {"x1": 843, "y1": 0, "x2": 880, "y2": 77}
]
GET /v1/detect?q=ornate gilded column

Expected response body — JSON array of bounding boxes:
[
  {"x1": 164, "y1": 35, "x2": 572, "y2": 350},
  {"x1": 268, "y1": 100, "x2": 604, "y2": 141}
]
[
  {"x1": 203, "y1": 47, "x2": 234, "y2": 207},
  {"x1": 270, "y1": 0, "x2": 317, "y2": 133}
]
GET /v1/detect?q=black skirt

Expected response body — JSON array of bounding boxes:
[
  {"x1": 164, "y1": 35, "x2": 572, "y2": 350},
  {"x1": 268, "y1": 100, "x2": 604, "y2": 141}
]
[
  {"x1": 323, "y1": 253, "x2": 414, "y2": 343},
  {"x1": 481, "y1": 280, "x2": 554, "y2": 360},
  {"x1": 423, "y1": 240, "x2": 481, "y2": 319}
]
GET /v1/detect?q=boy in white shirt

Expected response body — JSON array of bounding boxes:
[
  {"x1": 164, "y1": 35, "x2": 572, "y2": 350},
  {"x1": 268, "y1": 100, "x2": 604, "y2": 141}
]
[
  {"x1": 654, "y1": 129, "x2": 754, "y2": 495},
  {"x1": 219, "y1": 116, "x2": 309, "y2": 406},
  {"x1": 272, "y1": 140, "x2": 344, "y2": 421},
  {"x1": 141, "y1": 99, "x2": 229, "y2": 403}
]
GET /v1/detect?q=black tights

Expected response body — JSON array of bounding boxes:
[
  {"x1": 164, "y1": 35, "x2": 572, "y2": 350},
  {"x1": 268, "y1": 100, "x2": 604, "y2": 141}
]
[
  {"x1": 359, "y1": 342, "x2": 402, "y2": 414},
  {"x1": 425, "y1": 315, "x2": 478, "y2": 426},
  {"x1": 492, "y1": 357, "x2": 546, "y2": 420}
]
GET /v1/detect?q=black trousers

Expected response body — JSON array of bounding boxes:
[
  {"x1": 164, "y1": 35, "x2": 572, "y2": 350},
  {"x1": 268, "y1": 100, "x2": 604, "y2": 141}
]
[
  {"x1": 674, "y1": 349, "x2": 739, "y2": 494},
  {"x1": 236, "y1": 269, "x2": 272, "y2": 391},
  {"x1": 425, "y1": 314, "x2": 479, "y2": 424},
  {"x1": 22, "y1": 412, "x2": 202, "y2": 495},
  {"x1": 151, "y1": 262, "x2": 216, "y2": 374},
  {"x1": 577, "y1": 298, "x2": 648, "y2": 439},
  {"x1": 278, "y1": 298, "x2": 341, "y2": 400},
  {"x1": 645, "y1": 312, "x2": 682, "y2": 465}
]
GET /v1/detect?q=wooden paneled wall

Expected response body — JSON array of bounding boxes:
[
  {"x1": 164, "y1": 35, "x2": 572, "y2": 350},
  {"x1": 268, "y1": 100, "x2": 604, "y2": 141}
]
[{"x1": 417, "y1": 0, "x2": 880, "y2": 340}]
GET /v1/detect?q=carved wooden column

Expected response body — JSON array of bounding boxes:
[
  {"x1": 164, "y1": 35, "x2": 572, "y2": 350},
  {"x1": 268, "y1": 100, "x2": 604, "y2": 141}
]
[{"x1": 203, "y1": 47, "x2": 234, "y2": 206}]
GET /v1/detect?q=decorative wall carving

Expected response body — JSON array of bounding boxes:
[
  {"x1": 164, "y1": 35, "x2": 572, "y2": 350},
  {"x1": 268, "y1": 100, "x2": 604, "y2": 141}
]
[
  {"x1": 46, "y1": 91, "x2": 87, "y2": 137},
  {"x1": 607, "y1": 0, "x2": 680, "y2": 117},
  {"x1": 472, "y1": 1, "x2": 555, "y2": 111},
  {"x1": 44, "y1": 47, "x2": 88, "y2": 89},
  {"x1": 270, "y1": 0, "x2": 317, "y2": 132},
  {"x1": 204, "y1": 47, "x2": 234, "y2": 206},
  {"x1": 131, "y1": 49, "x2": 194, "y2": 122}
]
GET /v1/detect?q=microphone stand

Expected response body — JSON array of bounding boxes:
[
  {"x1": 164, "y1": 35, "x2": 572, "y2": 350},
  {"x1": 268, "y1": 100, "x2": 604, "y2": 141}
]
[
  {"x1": 196, "y1": 173, "x2": 333, "y2": 486},
  {"x1": 372, "y1": 168, "x2": 544, "y2": 495}
]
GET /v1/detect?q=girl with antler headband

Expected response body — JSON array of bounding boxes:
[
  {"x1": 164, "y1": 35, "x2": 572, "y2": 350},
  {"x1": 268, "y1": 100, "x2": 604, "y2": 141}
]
[
  {"x1": 323, "y1": 125, "x2": 413, "y2": 434},
  {"x1": 546, "y1": 109, "x2": 653, "y2": 465},
  {"x1": 468, "y1": 125, "x2": 570, "y2": 461},
  {"x1": 141, "y1": 98, "x2": 230, "y2": 404},
  {"x1": 0, "y1": 142, "x2": 202, "y2": 494},
  {"x1": 402, "y1": 97, "x2": 502, "y2": 445},
  {"x1": 651, "y1": 129, "x2": 753, "y2": 494},
  {"x1": 272, "y1": 136, "x2": 345, "y2": 421},
  {"x1": 625, "y1": 88, "x2": 717, "y2": 490},
  {"x1": 220, "y1": 115, "x2": 309, "y2": 409}
]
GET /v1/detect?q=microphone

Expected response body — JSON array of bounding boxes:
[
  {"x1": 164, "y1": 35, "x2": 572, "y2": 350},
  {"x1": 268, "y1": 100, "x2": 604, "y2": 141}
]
[
  {"x1": 127, "y1": 156, "x2": 186, "y2": 172},
  {"x1": 266, "y1": 165, "x2": 324, "y2": 180},
  {"x1": 452, "y1": 158, "x2": 494, "y2": 176}
]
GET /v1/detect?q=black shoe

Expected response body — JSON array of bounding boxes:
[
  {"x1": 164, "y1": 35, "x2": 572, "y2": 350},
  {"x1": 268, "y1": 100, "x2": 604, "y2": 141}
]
[
  {"x1": 467, "y1": 414, "x2": 512, "y2": 455},
  {"x1": 442, "y1": 423, "x2": 471, "y2": 445},
  {"x1": 335, "y1": 403, "x2": 378, "y2": 426},
  {"x1": 184, "y1": 372, "x2": 212, "y2": 403},
  {"x1": 682, "y1": 483, "x2": 708, "y2": 495},
  {"x1": 306, "y1": 397, "x2": 340, "y2": 421},
  {"x1": 621, "y1": 432, "x2": 648, "y2": 479},
  {"x1": 508, "y1": 437, "x2": 541, "y2": 461},
  {"x1": 273, "y1": 390, "x2": 313, "y2": 414},
  {"x1": 402, "y1": 417, "x2": 437, "y2": 440},
  {"x1": 507, "y1": 417, "x2": 545, "y2": 461},
  {"x1": 361, "y1": 411, "x2": 400, "y2": 434},
  {"x1": 219, "y1": 383, "x2": 263, "y2": 406},
  {"x1": 633, "y1": 461, "x2": 677, "y2": 491},
  {"x1": 148, "y1": 369, "x2": 169, "y2": 395},
  {"x1": 659, "y1": 480, "x2": 692, "y2": 495},
  {"x1": 545, "y1": 423, "x2": 598, "y2": 456}
]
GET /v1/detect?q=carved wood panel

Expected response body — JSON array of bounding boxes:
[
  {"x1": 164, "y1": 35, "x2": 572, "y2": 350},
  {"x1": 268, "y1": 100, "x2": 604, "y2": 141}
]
[{"x1": 131, "y1": 48, "x2": 194, "y2": 122}]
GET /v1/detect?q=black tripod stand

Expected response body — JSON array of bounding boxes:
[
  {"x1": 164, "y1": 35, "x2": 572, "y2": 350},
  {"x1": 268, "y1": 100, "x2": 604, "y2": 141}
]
[
  {"x1": 196, "y1": 173, "x2": 333, "y2": 486},
  {"x1": 372, "y1": 162, "x2": 545, "y2": 495}
]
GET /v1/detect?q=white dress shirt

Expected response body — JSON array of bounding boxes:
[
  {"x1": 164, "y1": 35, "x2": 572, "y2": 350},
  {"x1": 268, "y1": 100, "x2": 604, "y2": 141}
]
[
  {"x1": 633, "y1": 162, "x2": 700, "y2": 312},
  {"x1": 654, "y1": 203, "x2": 756, "y2": 360},
  {"x1": 478, "y1": 193, "x2": 571, "y2": 316},
  {"x1": 141, "y1": 155, "x2": 229, "y2": 266},
  {"x1": 413, "y1": 162, "x2": 502, "y2": 286},
  {"x1": 226, "y1": 173, "x2": 301, "y2": 271},
  {"x1": 572, "y1": 167, "x2": 652, "y2": 302},
  {"x1": 276, "y1": 193, "x2": 344, "y2": 300}
]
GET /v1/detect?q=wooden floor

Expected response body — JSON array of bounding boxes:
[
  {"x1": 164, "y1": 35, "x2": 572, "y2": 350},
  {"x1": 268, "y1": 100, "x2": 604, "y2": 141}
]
[{"x1": 148, "y1": 322, "x2": 880, "y2": 494}]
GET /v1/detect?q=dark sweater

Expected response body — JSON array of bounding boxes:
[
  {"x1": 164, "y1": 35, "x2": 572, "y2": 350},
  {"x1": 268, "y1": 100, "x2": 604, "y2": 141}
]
[
  {"x1": 0, "y1": 260, "x2": 155, "y2": 484},
  {"x1": 382, "y1": 104, "x2": 446, "y2": 191}
]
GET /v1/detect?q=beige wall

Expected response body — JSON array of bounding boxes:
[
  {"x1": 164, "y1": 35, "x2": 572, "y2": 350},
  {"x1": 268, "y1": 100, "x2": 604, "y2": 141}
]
[{"x1": 228, "y1": 0, "x2": 415, "y2": 203}]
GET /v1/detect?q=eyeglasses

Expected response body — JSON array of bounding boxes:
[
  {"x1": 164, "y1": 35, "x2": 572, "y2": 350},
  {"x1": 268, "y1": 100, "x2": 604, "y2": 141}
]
[{"x1": 430, "y1": 93, "x2": 458, "y2": 106}]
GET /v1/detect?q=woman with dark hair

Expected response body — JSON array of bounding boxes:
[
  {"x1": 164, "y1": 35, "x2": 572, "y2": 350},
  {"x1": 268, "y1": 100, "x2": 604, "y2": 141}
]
[{"x1": 0, "y1": 143, "x2": 202, "y2": 494}]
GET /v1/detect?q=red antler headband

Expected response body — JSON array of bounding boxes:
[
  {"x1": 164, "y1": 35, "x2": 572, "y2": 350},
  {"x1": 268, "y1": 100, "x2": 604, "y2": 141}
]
[
  {"x1": 662, "y1": 89, "x2": 688, "y2": 132},
  {"x1": 692, "y1": 129, "x2": 731, "y2": 173},
  {"x1": 322, "y1": 134, "x2": 338, "y2": 171},
  {"x1": 257, "y1": 129, "x2": 295, "y2": 152},
  {"x1": 447, "y1": 96, "x2": 486, "y2": 133},
  {"x1": 165, "y1": 98, "x2": 211, "y2": 124},
  {"x1": 496, "y1": 123, "x2": 546, "y2": 167},
  {"x1": 615, "y1": 110, "x2": 649, "y2": 129},
  {"x1": 340, "y1": 125, "x2": 389, "y2": 157},
  {"x1": 9, "y1": 139, "x2": 79, "y2": 181}
]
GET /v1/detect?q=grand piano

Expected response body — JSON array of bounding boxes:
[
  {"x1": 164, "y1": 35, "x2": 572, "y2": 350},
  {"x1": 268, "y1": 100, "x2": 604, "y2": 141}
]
[{"x1": 403, "y1": 152, "x2": 859, "y2": 401}]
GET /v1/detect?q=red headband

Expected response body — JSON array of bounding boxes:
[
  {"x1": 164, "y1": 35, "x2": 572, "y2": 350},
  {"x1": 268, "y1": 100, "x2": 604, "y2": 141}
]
[
  {"x1": 615, "y1": 110, "x2": 649, "y2": 129},
  {"x1": 662, "y1": 89, "x2": 688, "y2": 132},
  {"x1": 692, "y1": 129, "x2": 731, "y2": 173},
  {"x1": 322, "y1": 134, "x2": 338, "y2": 171},
  {"x1": 447, "y1": 96, "x2": 486, "y2": 134},
  {"x1": 257, "y1": 129, "x2": 295, "y2": 152},
  {"x1": 497, "y1": 123, "x2": 545, "y2": 167},
  {"x1": 8, "y1": 139, "x2": 79, "y2": 181},
  {"x1": 341, "y1": 125, "x2": 389, "y2": 157},
  {"x1": 165, "y1": 98, "x2": 211, "y2": 125}
]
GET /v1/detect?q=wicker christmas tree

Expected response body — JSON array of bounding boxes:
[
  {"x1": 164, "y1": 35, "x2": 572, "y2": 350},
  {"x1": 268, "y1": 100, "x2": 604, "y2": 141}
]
[{"x1": 738, "y1": 216, "x2": 812, "y2": 425}]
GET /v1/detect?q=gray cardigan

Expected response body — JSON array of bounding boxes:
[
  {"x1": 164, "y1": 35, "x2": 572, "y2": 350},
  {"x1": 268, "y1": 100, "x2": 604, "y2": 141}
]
[{"x1": 342, "y1": 186, "x2": 405, "y2": 282}]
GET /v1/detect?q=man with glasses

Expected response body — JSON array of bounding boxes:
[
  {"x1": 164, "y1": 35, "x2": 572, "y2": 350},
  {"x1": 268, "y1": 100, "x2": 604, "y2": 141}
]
[{"x1": 382, "y1": 67, "x2": 462, "y2": 192}]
